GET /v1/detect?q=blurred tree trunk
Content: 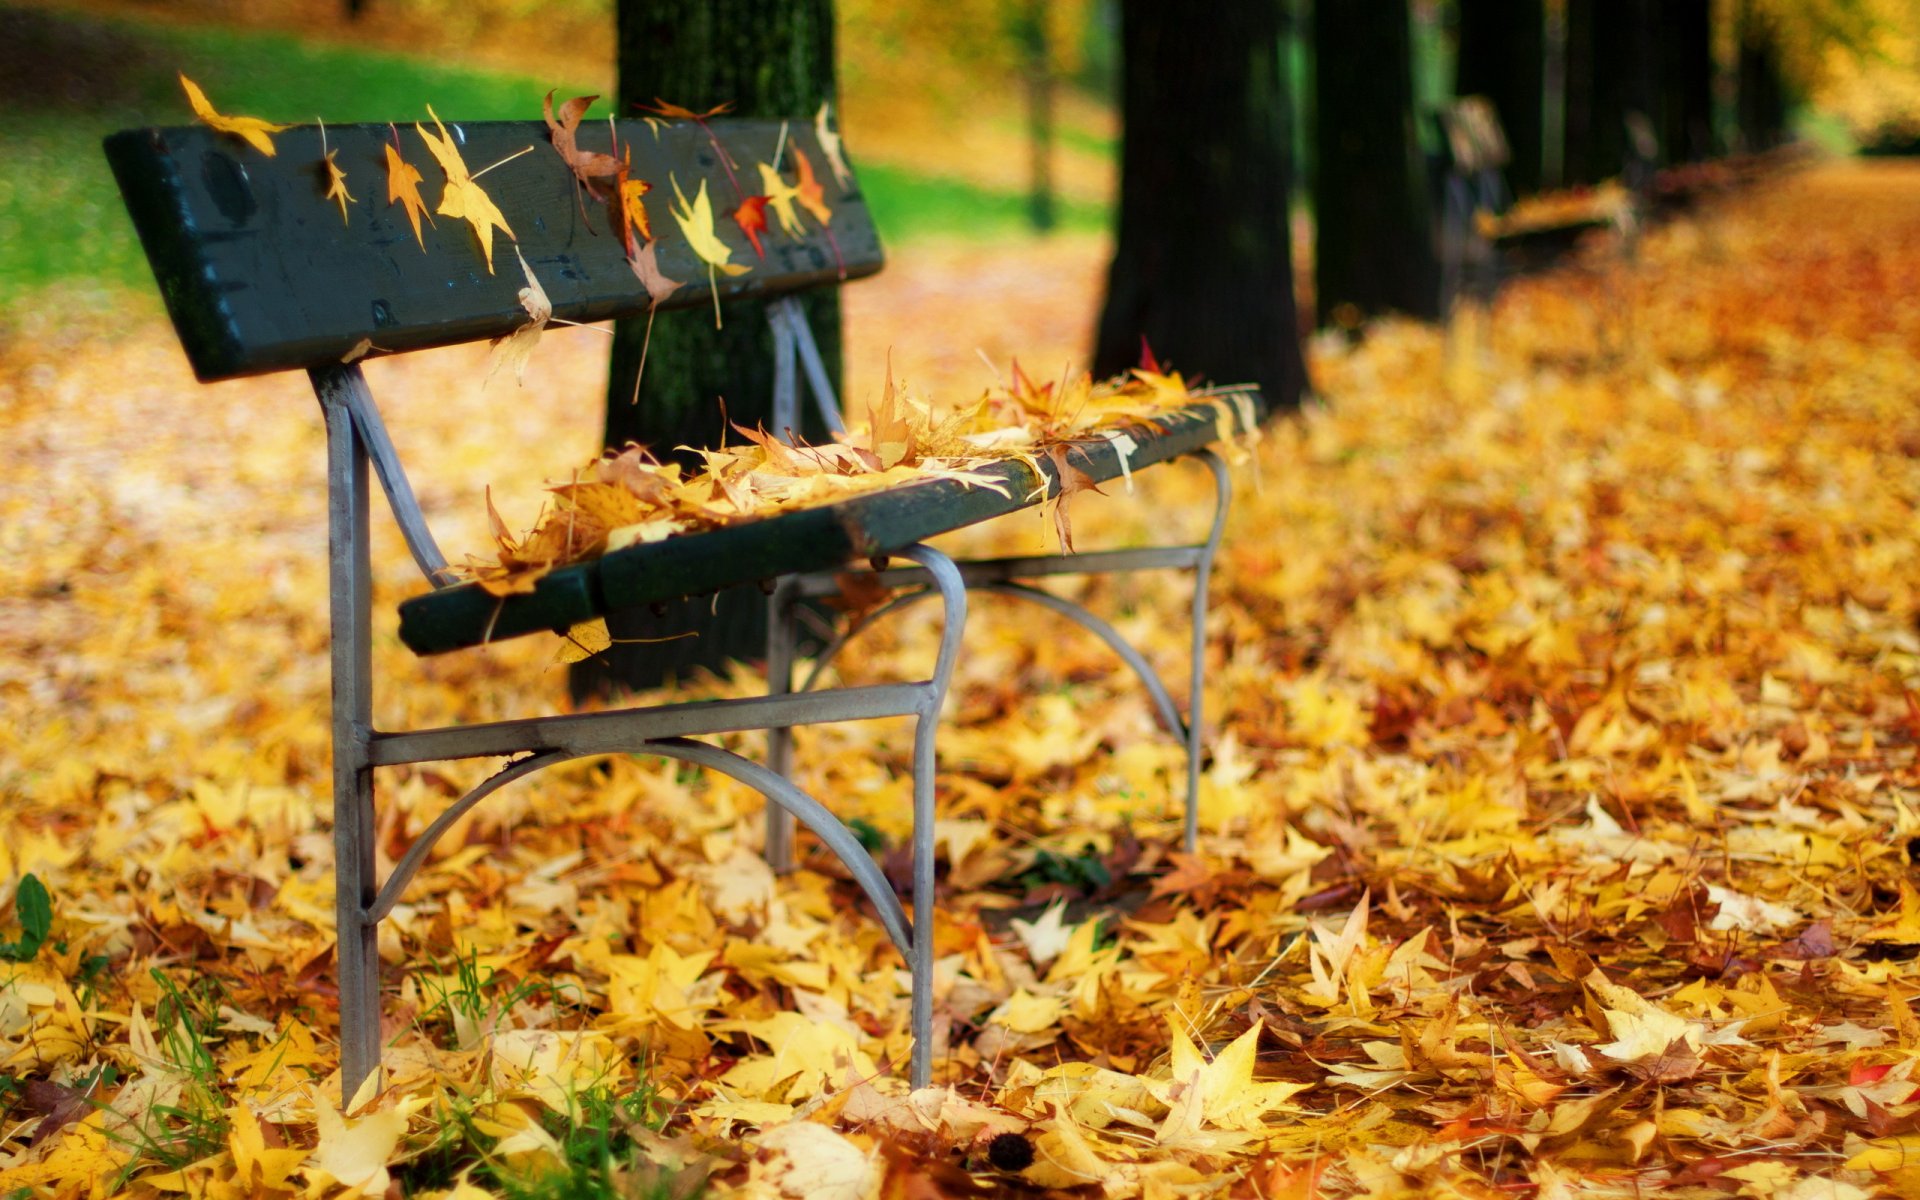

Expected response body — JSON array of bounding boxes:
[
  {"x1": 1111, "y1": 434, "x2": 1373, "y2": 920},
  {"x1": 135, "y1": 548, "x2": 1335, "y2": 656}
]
[
  {"x1": 1312, "y1": 0, "x2": 1440, "y2": 325},
  {"x1": 1737, "y1": 6, "x2": 1790, "y2": 151},
  {"x1": 1092, "y1": 0, "x2": 1306, "y2": 407},
  {"x1": 575, "y1": 0, "x2": 840, "y2": 699},
  {"x1": 1660, "y1": 0, "x2": 1714, "y2": 162},
  {"x1": 1013, "y1": 0, "x2": 1057, "y2": 231},
  {"x1": 1455, "y1": 0, "x2": 1545, "y2": 196},
  {"x1": 1562, "y1": 0, "x2": 1654, "y2": 183}
]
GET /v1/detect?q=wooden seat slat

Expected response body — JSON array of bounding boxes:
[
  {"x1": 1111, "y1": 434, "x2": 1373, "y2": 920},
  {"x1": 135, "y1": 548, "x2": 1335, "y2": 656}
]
[
  {"x1": 396, "y1": 397, "x2": 1262, "y2": 655},
  {"x1": 105, "y1": 117, "x2": 881, "y2": 381}
]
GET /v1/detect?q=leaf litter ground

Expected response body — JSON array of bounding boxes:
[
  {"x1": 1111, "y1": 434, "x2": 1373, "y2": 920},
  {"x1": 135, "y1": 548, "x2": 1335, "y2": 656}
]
[{"x1": 4, "y1": 161, "x2": 1920, "y2": 1198}]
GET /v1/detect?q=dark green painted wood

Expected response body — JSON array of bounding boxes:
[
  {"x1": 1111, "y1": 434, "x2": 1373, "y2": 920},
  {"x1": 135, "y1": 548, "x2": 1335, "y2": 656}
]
[
  {"x1": 396, "y1": 393, "x2": 1265, "y2": 655},
  {"x1": 104, "y1": 117, "x2": 881, "y2": 381}
]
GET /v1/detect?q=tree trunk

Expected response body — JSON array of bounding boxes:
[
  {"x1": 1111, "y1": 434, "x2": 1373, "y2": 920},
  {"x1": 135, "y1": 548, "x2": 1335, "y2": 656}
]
[
  {"x1": 1455, "y1": 0, "x2": 1546, "y2": 197},
  {"x1": 1312, "y1": 0, "x2": 1440, "y2": 326},
  {"x1": 1737, "y1": 6, "x2": 1790, "y2": 151},
  {"x1": 1092, "y1": 0, "x2": 1305, "y2": 407},
  {"x1": 1563, "y1": 0, "x2": 1655, "y2": 183},
  {"x1": 1014, "y1": 0, "x2": 1057, "y2": 232},
  {"x1": 1659, "y1": 0, "x2": 1714, "y2": 163},
  {"x1": 576, "y1": 0, "x2": 839, "y2": 698}
]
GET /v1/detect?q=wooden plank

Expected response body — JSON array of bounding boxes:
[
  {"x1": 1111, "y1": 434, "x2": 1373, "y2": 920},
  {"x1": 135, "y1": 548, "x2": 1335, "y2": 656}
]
[
  {"x1": 104, "y1": 116, "x2": 881, "y2": 380},
  {"x1": 396, "y1": 393, "x2": 1266, "y2": 655}
]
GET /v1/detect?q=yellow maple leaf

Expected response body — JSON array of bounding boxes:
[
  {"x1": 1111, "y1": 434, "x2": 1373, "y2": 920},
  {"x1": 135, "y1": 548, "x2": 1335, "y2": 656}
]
[
  {"x1": 303, "y1": 1103, "x2": 410, "y2": 1194},
  {"x1": 415, "y1": 105, "x2": 515, "y2": 273},
  {"x1": 322, "y1": 151, "x2": 354, "y2": 223},
  {"x1": 228, "y1": 1103, "x2": 306, "y2": 1192},
  {"x1": 756, "y1": 160, "x2": 806, "y2": 238},
  {"x1": 384, "y1": 142, "x2": 433, "y2": 249},
  {"x1": 669, "y1": 173, "x2": 751, "y2": 328},
  {"x1": 987, "y1": 988, "x2": 1067, "y2": 1035},
  {"x1": 1148, "y1": 1020, "x2": 1309, "y2": 1143},
  {"x1": 179, "y1": 74, "x2": 289, "y2": 156}
]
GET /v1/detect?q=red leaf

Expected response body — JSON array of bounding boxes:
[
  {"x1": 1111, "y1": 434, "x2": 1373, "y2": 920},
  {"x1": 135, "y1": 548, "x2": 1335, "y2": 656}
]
[
  {"x1": 1138, "y1": 335, "x2": 1165, "y2": 374},
  {"x1": 732, "y1": 195, "x2": 771, "y2": 259}
]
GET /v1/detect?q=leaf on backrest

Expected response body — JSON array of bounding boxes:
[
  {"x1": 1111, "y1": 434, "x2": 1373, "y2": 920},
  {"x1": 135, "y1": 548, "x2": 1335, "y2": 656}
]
[
  {"x1": 318, "y1": 123, "x2": 353, "y2": 225},
  {"x1": 385, "y1": 141, "x2": 434, "y2": 250},
  {"x1": 485, "y1": 247, "x2": 553, "y2": 387},
  {"x1": 815, "y1": 102, "x2": 854, "y2": 191},
  {"x1": 789, "y1": 148, "x2": 833, "y2": 226},
  {"x1": 179, "y1": 74, "x2": 289, "y2": 156},
  {"x1": 669, "y1": 173, "x2": 751, "y2": 329},
  {"x1": 757, "y1": 162, "x2": 806, "y2": 239},
  {"x1": 416, "y1": 105, "x2": 516, "y2": 273},
  {"x1": 732, "y1": 196, "x2": 771, "y2": 259}
]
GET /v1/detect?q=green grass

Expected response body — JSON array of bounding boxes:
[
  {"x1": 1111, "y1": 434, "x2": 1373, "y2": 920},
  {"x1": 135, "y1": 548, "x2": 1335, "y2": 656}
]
[
  {"x1": 0, "y1": 4, "x2": 1108, "y2": 308},
  {"x1": 858, "y1": 161, "x2": 1108, "y2": 241},
  {"x1": 0, "y1": 4, "x2": 600, "y2": 304}
]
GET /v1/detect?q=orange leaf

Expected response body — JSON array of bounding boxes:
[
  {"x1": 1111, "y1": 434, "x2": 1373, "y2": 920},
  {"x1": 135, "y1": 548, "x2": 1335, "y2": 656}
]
[
  {"x1": 642, "y1": 98, "x2": 734, "y2": 121},
  {"x1": 621, "y1": 173, "x2": 654, "y2": 246},
  {"x1": 384, "y1": 142, "x2": 433, "y2": 250},
  {"x1": 789, "y1": 146, "x2": 833, "y2": 226},
  {"x1": 179, "y1": 74, "x2": 289, "y2": 156}
]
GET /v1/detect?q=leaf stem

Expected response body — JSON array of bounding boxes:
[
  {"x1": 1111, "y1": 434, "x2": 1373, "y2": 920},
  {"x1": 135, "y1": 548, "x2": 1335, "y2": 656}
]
[{"x1": 470, "y1": 144, "x2": 535, "y2": 181}]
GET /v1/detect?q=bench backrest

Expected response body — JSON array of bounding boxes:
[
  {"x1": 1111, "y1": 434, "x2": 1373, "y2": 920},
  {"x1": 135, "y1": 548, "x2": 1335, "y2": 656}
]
[{"x1": 105, "y1": 113, "x2": 881, "y2": 381}]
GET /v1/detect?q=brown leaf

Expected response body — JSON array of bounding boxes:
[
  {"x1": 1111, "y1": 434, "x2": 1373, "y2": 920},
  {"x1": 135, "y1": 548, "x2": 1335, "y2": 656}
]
[{"x1": 1045, "y1": 442, "x2": 1104, "y2": 553}]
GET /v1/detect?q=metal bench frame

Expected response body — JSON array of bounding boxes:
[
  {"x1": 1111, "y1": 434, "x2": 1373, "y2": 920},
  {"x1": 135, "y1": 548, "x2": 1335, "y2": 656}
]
[{"x1": 315, "y1": 296, "x2": 1229, "y2": 1102}]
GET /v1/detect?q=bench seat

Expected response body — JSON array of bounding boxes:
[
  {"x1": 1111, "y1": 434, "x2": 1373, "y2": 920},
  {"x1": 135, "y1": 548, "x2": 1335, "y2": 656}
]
[{"x1": 400, "y1": 395, "x2": 1260, "y2": 654}]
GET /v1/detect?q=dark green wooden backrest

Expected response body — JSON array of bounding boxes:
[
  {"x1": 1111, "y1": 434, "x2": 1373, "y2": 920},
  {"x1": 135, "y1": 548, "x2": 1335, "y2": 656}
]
[{"x1": 105, "y1": 115, "x2": 881, "y2": 381}]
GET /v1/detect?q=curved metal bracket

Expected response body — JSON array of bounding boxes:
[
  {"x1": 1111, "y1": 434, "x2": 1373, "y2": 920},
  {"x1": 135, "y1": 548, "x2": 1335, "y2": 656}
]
[
  {"x1": 799, "y1": 582, "x2": 1188, "y2": 739},
  {"x1": 363, "y1": 739, "x2": 914, "y2": 959}
]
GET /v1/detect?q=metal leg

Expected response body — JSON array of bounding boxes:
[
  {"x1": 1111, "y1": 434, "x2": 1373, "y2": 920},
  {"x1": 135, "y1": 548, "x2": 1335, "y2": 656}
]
[
  {"x1": 1185, "y1": 449, "x2": 1231, "y2": 853},
  {"x1": 898, "y1": 545, "x2": 965, "y2": 1089},
  {"x1": 764, "y1": 579, "x2": 799, "y2": 874},
  {"x1": 319, "y1": 389, "x2": 382, "y2": 1108}
]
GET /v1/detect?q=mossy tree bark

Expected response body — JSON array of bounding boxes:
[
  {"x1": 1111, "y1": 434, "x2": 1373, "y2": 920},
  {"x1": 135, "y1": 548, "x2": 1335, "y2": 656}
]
[
  {"x1": 1455, "y1": 0, "x2": 1547, "y2": 197},
  {"x1": 1092, "y1": 0, "x2": 1306, "y2": 405},
  {"x1": 575, "y1": 0, "x2": 840, "y2": 698},
  {"x1": 1312, "y1": 0, "x2": 1440, "y2": 326}
]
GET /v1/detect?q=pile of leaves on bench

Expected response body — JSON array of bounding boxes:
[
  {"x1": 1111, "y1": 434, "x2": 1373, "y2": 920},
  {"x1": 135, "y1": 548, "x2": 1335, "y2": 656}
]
[{"x1": 467, "y1": 356, "x2": 1256, "y2": 598}]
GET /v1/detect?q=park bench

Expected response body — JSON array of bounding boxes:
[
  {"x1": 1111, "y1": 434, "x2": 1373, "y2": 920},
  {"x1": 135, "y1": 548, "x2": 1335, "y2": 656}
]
[
  {"x1": 1436, "y1": 96, "x2": 1638, "y2": 317},
  {"x1": 104, "y1": 107, "x2": 1264, "y2": 1102}
]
